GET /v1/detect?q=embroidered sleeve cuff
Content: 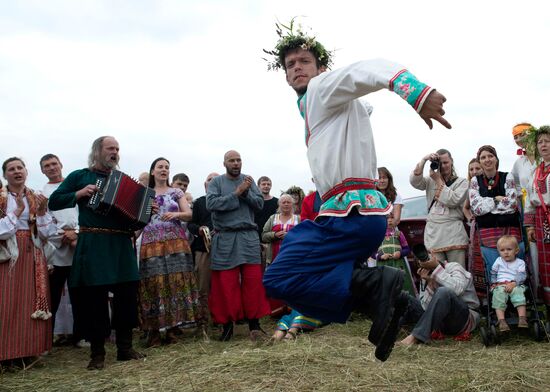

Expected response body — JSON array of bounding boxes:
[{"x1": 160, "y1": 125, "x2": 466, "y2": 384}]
[{"x1": 389, "y1": 69, "x2": 433, "y2": 113}]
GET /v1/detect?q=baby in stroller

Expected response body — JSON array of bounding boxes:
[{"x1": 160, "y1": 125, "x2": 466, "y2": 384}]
[{"x1": 490, "y1": 235, "x2": 528, "y2": 332}]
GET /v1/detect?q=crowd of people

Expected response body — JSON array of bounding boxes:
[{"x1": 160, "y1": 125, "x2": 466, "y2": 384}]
[
  {"x1": 1, "y1": 21, "x2": 549, "y2": 374},
  {"x1": 3, "y1": 127, "x2": 548, "y2": 371}
]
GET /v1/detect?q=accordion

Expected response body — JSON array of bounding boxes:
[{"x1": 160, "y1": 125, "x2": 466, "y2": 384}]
[{"x1": 88, "y1": 170, "x2": 155, "y2": 229}]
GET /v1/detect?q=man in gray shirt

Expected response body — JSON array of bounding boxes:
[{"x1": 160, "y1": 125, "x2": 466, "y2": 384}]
[{"x1": 206, "y1": 150, "x2": 271, "y2": 341}]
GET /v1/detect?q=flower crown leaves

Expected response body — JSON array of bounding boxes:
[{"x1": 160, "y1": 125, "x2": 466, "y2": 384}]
[
  {"x1": 524, "y1": 125, "x2": 550, "y2": 162},
  {"x1": 263, "y1": 17, "x2": 333, "y2": 71}
]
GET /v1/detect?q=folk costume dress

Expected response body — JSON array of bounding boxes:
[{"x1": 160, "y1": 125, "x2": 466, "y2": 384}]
[
  {"x1": 470, "y1": 172, "x2": 522, "y2": 272},
  {"x1": 375, "y1": 227, "x2": 416, "y2": 296},
  {"x1": 263, "y1": 59, "x2": 436, "y2": 323},
  {"x1": 261, "y1": 213, "x2": 301, "y2": 265},
  {"x1": 511, "y1": 151, "x2": 540, "y2": 293},
  {"x1": 262, "y1": 212, "x2": 300, "y2": 315},
  {"x1": 0, "y1": 188, "x2": 55, "y2": 361},
  {"x1": 525, "y1": 162, "x2": 550, "y2": 305},
  {"x1": 139, "y1": 187, "x2": 202, "y2": 330}
]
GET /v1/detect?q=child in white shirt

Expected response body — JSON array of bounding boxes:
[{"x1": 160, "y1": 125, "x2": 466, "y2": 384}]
[{"x1": 490, "y1": 235, "x2": 527, "y2": 332}]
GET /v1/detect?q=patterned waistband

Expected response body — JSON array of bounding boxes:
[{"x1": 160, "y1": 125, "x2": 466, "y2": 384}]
[
  {"x1": 321, "y1": 178, "x2": 378, "y2": 202},
  {"x1": 80, "y1": 226, "x2": 134, "y2": 236},
  {"x1": 15, "y1": 230, "x2": 31, "y2": 238}
]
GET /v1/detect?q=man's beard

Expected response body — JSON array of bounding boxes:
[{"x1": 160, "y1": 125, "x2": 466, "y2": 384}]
[
  {"x1": 101, "y1": 156, "x2": 119, "y2": 169},
  {"x1": 226, "y1": 168, "x2": 241, "y2": 177},
  {"x1": 294, "y1": 86, "x2": 307, "y2": 96}
]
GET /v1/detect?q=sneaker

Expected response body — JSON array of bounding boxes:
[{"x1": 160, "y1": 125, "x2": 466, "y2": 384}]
[
  {"x1": 498, "y1": 319, "x2": 510, "y2": 332},
  {"x1": 74, "y1": 339, "x2": 91, "y2": 348},
  {"x1": 518, "y1": 317, "x2": 529, "y2": 328}
]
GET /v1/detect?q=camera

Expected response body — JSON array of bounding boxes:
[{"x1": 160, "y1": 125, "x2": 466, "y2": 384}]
[
  {"x1": 412, "y1": 244, "x2": 430, "y2": 262},
  {"x1": 429, "y1": 159, "x2": 440, "y2": 171}
]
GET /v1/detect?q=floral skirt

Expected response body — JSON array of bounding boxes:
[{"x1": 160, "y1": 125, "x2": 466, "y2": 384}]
[{"x1": 139, "y1": 238, "x2": 203, "y2": 330}]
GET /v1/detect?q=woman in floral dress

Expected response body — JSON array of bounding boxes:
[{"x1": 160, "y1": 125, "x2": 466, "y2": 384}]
[{"x1": 139, "y1": 157, "x2": 202, "y2": 347}]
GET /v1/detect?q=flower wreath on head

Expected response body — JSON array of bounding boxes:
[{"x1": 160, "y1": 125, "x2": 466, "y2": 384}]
[
  {"x1": 523, "y1": 125, "x2": 550, "y2": 162},
  {"x1": 263, "y1": 17, "x2": 334, "y2": 71}
]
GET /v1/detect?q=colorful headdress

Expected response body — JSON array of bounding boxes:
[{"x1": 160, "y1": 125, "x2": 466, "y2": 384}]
[
  {"x1": 512, "y1": 122, "x2": 532, "y2": 137},
  {"x1": 263, "y1": 18, "x2": 333, "y2": 71},
  {"x1": 523, "y1": 125, "x2": 550, "y2": 161}
]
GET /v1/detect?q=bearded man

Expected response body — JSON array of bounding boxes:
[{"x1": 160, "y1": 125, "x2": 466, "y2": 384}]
[{"x1": 49, "y1": 136, "x2": 144, "y2": 370}]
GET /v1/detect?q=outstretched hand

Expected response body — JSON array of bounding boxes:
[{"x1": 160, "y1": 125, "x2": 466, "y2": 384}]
[{"x1": 419, "y1": 90, "x2": 452, "y2": 130}]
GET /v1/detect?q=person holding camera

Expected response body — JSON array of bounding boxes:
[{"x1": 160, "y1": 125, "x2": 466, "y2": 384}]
[
  {"x1": 410, "y1": 149, "x2": 469, "y2": 267},
  {"x1": 399, "y1": 244, "x2": 480, "y2": 345}
]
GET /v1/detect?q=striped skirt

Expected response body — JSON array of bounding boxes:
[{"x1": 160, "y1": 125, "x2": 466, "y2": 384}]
[
  {"x1": 534, "y1": 207, "x2": 550, "y2": 305},
  {"x1": 0, "y1": 231, "x2": 52, "y2": 361}
]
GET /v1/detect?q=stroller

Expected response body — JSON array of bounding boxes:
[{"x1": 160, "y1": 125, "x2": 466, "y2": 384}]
[{"x1": 474, "y1": 226, "x2": 547, "y2": 346}]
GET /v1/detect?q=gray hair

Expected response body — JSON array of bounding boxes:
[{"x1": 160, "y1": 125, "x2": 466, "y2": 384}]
[
  {"x1": 88, "y1": 136, "x2": 110, "y2": 169},
  {"x1": 277, "y1": 193, "x2": 295, "y2": 212}
]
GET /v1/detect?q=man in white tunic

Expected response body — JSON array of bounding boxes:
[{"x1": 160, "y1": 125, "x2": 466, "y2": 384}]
[
  {"x1": 410, "y1": 149, "x2": 469, "y2": 267},
  {"x1": 262, "y1": 21, "x2": 451, "y2": 361},
  {"x1": 40, "y1": 154, "x2": 81, "y2": 346}
]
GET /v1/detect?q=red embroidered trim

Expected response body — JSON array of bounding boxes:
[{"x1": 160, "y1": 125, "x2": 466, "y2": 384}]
[
  {"x1": 413, "y1": 86, "x2": 431, "y2": 111},
  {"x1": 389, "y1": 69, "x2": 407, "y2": 90},
  {"x1": 321, "y1": 178, "x2": 378, "y2": 202}
]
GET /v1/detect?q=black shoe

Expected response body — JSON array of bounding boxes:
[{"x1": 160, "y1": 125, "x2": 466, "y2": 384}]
[
  {"x1": 87, "y1": 355, "x2": 105, "y2": 370},
  {"x1": 374, "y1": 292, "x2": 408, "y2": 362},
  {"x1": 368, "y1": 268, "x2": 404, "y2": 346},
  {"x1": 117, "y1": 348, "x2": 146, "y2": 361},
  {"x1": 220, "y1": 322, "x2": 234, "y2": 342}
]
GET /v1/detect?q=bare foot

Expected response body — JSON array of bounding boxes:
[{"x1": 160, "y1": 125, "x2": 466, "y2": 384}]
[
  {"x1": 399, "y1": 334, "x2": 418, "y2": 346},
  {"x1": 284, "y1": 328, "x2": 298, "y2": 340},
  {"x1": 271, "y1": 330, "x2": 286, "y2": 341}
]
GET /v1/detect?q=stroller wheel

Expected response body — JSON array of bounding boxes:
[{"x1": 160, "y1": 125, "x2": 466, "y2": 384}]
[
  {"x1": 531, "y1": 320, "x2": 544, "y2": 342},
  {"x1": 479, "y1": 326, "x2": 491, "y2": 347},
  {"x1": 490, "y1": 324, "x2": 501, "y2": 345}
]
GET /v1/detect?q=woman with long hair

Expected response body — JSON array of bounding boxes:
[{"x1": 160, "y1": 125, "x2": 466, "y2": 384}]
[
  {"x1": 139, "y1": 157, "x2": 202, "y2": 347},
  {"x1": 0, "y1": 157, "x2": 55, "y2": 368},
  {"x1": 377, "y1": 167, "x2": 403, "y2": 226},
  {"x1": 463, "y1": 158, "x2": 482, "y2": 222},
  {"x1": 411, "y1": 149, "x2": 469, "y2": 267}
]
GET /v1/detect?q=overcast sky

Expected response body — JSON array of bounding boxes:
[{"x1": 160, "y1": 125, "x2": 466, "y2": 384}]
[{"x1": 1, "y1": 1, "x2": 549, "y2": 200}]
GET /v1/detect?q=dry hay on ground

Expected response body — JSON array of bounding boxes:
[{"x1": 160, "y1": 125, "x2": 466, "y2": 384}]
[{"x1": 1, "y1": 317, "x2": 549, "y2": 392}]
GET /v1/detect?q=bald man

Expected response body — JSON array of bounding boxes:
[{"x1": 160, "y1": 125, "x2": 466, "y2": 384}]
[{"x1": 206, "y1": 151, "x2": 270, "y2": 341}]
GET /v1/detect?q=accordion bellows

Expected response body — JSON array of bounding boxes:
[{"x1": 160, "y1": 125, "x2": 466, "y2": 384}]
[{"x1": 88, "y1": 170, "x2": 155, "y2": 230}]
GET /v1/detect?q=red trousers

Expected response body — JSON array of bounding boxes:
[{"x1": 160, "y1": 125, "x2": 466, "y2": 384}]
[{"x1": 209, "y1": 264, "x2": 270, "y2": 324}]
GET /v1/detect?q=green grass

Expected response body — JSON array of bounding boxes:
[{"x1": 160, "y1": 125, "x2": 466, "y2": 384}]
[{"x1": 1, "y1": 317, "x2": 549, "y2": 392}]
